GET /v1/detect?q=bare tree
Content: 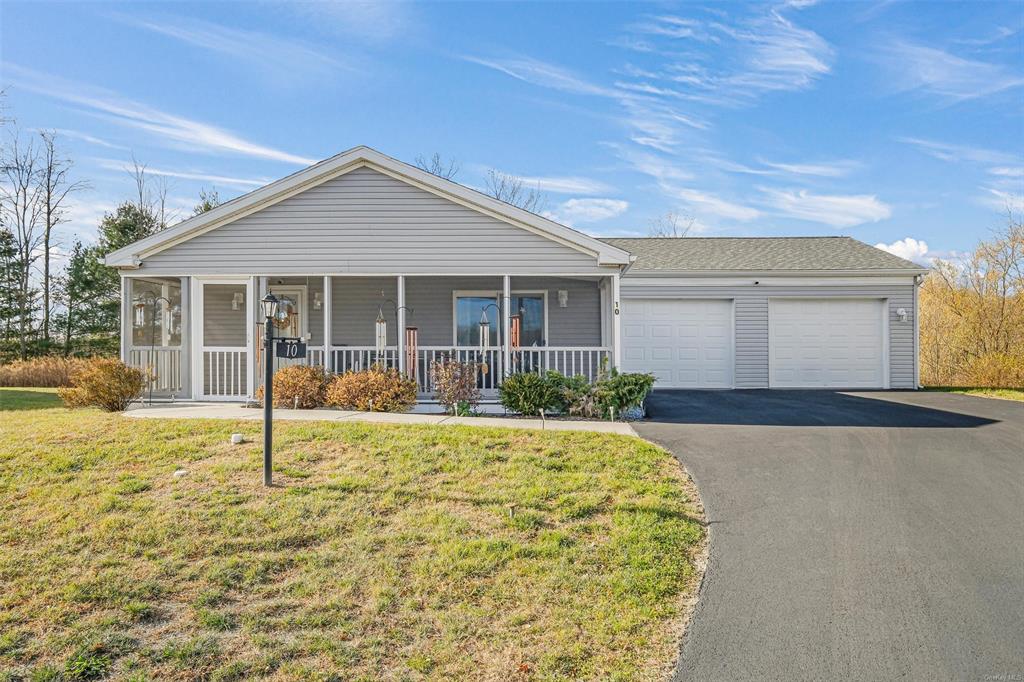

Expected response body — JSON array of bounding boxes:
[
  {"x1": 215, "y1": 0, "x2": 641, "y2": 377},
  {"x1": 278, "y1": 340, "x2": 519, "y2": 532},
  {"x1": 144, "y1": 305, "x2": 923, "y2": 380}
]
[
  {"x1": 414, "y1": 152, "x2": 460, "y2": 180},
  {"x1": 0, "y1": 132, "x2": 44, "y2": 358},
  {"x1": 484, "y1": 169, "x2": 547, "y2": 213},
  {"x1": 128, "y1": 155, "x2": 174, "y2": 227},
  {"x1": 38, "y1": 130, "x2": 89, "y2": 342},
  {"x1": 648, "y1": 211, "x2": 695, "y2": 238}
]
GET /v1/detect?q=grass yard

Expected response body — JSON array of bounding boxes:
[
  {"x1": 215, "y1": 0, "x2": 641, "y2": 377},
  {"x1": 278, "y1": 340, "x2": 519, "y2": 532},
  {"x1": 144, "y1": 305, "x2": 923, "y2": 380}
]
[
  {"x1": 924, "y1": 386, "x2": 1024, "y2": 402},
  {"x1": 0, "y1": 388, "x2": 704, "y2": 681}
]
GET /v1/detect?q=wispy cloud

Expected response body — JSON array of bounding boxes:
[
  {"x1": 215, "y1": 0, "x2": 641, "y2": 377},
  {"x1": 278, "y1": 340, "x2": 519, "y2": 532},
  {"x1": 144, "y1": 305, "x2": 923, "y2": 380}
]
[
  {"x1": 94, "y1": 159, "x2": 271, "y2": 191},
  {"x1": 46, "y1": 128, "x2": 127, "y2": 150},
  {"x1": 989, "y1": 166, "x2": 1024, "y2": 178},
  {"x1": 762, "y1": 187, "x2": 891, "y2": 228},
  {"x1": 677, "y1": 188, "x2": 760, "y2": 222},
  {"x1": 5, "y1": 64, "x2": 317, "y2": 165},
  {"x1": 875, "y1": 237, "x2": 932, "y2": 264},
  {"x1": 280, "y1": 1, "x2": 412, "y2": 42},
  {"x1": 461, "y1": 55, "x2": 618, "y2": 97},
  {"x1": 511, "y1": 175, "x2": 612, "y2": 195},
  {"x1": 760, "y1": 159, "x2": 859, "y2": 177},
  {"x1": 544, "y1": 198, "x2": 629, "y2": 225},
  {"x1": 881, "y1": 41, "x2": 1024, "y2": 102},
  {"x1": 897, "y1": 137, "x2": 1020, "y2": 165},
  {"x1": 977, "y1": 187, "x2": 1024, "y2": 213},
  {"x1": 111, "y1": 13, "x2": 349, "y2": 82}
]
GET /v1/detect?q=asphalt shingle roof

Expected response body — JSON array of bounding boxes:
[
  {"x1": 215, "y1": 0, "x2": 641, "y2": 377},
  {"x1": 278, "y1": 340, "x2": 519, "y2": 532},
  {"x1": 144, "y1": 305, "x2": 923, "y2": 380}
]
[{"x1": 600, "y1": 236, "x2": 925, "y2": 273}]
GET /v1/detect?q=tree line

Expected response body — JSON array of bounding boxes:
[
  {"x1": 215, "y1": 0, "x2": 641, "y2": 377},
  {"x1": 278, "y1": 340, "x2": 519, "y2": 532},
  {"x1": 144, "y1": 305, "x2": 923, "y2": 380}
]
[{"x1": 0, "y1": 106, "x2": 219, "y2": 362}]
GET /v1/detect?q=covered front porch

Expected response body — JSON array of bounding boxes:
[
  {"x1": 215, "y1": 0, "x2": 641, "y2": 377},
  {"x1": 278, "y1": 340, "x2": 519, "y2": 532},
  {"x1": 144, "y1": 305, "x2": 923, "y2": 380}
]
[{"x1": 122, "y1": 274, "x2": 621, "y2": 402}]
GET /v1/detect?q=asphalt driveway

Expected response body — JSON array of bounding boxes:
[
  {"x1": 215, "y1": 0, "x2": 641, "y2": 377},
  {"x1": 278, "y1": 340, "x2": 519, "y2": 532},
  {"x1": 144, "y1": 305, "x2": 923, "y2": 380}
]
[{"x1": 633, "y1": 390, "x2": 1023, "y2": 681}]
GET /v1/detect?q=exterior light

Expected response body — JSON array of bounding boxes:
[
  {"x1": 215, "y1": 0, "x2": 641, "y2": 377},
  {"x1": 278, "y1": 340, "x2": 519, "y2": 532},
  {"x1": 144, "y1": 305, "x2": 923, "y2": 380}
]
[
  {"x1": 896, "y1": 308, "x2": 908, "y2": 322},
  {"x1": 558, "y1": 290, "x2": 569, "y2": 308},
  {"x1": 261, "y1": 292, "x2": 280, "y2": 320},
  {"x1": 375, "y1": 307, "x2": 387, "y2": 355},
  {"x1": 479, "y1": 310, "x2": 491, "y2": 351},
  {"x1": 312, "y1": 291, "x2": 322, "y2": 310},
  {"x1": 231, "y1": 292, "x2": 244, "y2": 311}
]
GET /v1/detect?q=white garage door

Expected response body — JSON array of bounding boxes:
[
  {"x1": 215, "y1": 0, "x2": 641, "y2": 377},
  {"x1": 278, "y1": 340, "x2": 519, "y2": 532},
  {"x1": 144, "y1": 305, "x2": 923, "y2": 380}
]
[
  {"x1": 621, "y1": 299, "x2": 733, "y2": 388},
  {"x1": 769, "y1": 298, "x2": 887, "y2": 388}
]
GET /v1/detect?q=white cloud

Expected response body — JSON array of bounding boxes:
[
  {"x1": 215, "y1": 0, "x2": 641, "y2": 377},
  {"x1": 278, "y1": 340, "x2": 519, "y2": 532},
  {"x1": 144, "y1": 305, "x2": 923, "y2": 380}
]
[
  {"x1": 677, "y1": 188, "x2": 760, "y2": 221},
  {"x1": 5, "y1": 64, "x2": 317, "y2": 166},
  {"x1": 875, "y1": 237, "x2": 931, "y2": 264},
  {"x1": 989, "y1": 167, "x2": 1024, "y2": 178},
  {"x1": 94, "y1": 159, "x2": 271, "y2": 191},
  {"x1": 111, "y1": 13, "x2": 349, "y2": 82},
  {"x1": 545, "y1": 198, "x2": 629, "y2": 225},
  {"x1": 461, "y1": 55, "x2": 618, "y2": 97},
  {"x1": 882, "y1": 41, "x2": 1024, "y2": 102},
  {"x1": 502, "y1": 174, "x2": 612, "y2": 195},
  {"x1": 761, "y1": 159, "x2": 859, "y2": 177},
  {"x1": 762, "y1": 188, "x2": 891, "y2": 228},
  {"x1": 898, "y1": 137, "x2": 1021, "y2": 165},
  {"x1": 978, "y1": 187, "x2": 1024, "y2": 213},
  {"x1": 46, "y1": 128, "x2": 126, "y2": 150},
  {"x1": 281, "y1": 1, "x2": 411, "y2": 42}
]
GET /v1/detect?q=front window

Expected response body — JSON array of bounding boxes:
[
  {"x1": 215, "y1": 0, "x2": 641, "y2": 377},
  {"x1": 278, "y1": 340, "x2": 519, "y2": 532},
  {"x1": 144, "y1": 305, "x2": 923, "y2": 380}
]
[{"x1": 454, "y1": 293, "x2": 545, "y2": 346}]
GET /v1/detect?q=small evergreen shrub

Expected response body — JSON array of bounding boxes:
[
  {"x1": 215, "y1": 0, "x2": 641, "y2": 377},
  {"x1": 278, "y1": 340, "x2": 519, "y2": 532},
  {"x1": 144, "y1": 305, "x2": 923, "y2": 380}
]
[
  {"x1": 57, "y1": 358, "x2": 146, "y2": 412},
  {"x1": 601, "y1": 370, "x2": 656, "y2": 415},
  {"x1": 499, "y1": 372, "x2": 562, "y2": 416},
  {"x1": 254, "y1": 365, "x2": 327, "y2": 408},
  {"x1": 325, "y1": 366, "x2": 417, "y2": 412},
  {"x1": 430, "y1": 360, "x2": 481, "y2": 415}
]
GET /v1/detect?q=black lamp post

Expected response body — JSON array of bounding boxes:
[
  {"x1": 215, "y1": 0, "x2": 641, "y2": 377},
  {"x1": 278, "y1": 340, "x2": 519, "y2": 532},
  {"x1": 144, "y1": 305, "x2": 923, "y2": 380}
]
[{"x1": 260, "y1": 292, "x2": 280, "y2": 487}]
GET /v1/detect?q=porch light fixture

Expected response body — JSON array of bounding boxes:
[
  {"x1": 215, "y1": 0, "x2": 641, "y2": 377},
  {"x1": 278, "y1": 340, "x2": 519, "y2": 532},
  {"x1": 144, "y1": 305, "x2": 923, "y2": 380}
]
[
  {"x1": 375, "y1": 306, "x2": 388, "y2": 355},
  {"x1": 312, "y1": 292, "x2": 322, "y2": 310},
  {"x1": 558, "y1": 290, "x2": 569, "y2": 308},
  {"x1": 896, "y1": 308, "x2": 908, "y2": 323},
  {"x1": 231, "y1": 292, "x2": 244, "y2": 311}
]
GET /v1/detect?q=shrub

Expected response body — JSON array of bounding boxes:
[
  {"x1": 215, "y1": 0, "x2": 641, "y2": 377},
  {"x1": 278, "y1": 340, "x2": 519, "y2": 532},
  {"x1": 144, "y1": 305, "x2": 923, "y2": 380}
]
[
  {"x1": 560, "y1": 379, "x2": 607, "y2": 419},
  {"x1": 430, "y1": 360, "x2": 481, "y2": 415},
  {"x1": 961, "y1": 353, "x2": 1024, "y2": 389},
  {"x1": 254, "y1": 365, "x2": 327, "y2": 408},
  {"x1": 544, "y1": 371, "x2": 590, "y2": 414},
  {"x1": 499, "y1": 372, "x2": 562, "y2": 416},
  {"x1": 57, "y1": 359, "x2": 146, "y2": 412},
  {"x1": 0, "y1": 356, "x2": 93, "y2": 387},
  {"x1": 325, "y1": 366, "x2": 417, "y2": 412},
  {"x1": 601, "y1": 370, "x2": 656, "y2": 415}
]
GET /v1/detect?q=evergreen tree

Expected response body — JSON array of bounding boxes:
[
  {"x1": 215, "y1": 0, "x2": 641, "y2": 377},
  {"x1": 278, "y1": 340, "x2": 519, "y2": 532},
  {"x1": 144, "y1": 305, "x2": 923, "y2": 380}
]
[{"x1": 0, "y1": 225, "x2": 20, "y2": 342}]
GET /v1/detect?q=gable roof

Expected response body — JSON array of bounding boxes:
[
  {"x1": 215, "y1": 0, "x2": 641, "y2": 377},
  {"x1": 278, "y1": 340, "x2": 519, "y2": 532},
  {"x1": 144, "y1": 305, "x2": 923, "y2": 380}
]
[
  {"x1": 105, "y1": 146, "x2": 632, "y2": 268},
  {"x1": 603, "y1": 237, "x2": 928, "y2": 274}
]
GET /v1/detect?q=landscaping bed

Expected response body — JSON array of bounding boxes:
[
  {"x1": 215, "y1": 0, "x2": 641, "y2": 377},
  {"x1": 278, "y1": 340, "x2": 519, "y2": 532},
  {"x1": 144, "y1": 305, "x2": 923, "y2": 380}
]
[{"x1": 0, "y1": 388, "x2": 704, "y2": 680}]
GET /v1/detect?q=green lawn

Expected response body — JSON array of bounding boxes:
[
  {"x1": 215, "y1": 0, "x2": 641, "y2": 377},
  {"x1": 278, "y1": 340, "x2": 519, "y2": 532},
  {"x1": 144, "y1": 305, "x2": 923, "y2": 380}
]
[
  {"x1": 0, "y1": 388, "x2": 704, "y2": 681},
  {"x1": 924, "y1": 386, "x2": 1024, "y2": 402}
]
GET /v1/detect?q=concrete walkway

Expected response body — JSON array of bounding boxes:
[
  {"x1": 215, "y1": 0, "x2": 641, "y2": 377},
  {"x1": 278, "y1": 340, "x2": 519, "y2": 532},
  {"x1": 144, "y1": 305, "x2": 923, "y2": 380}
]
[{"x1": 124, "y1": 402, "x2": 636, "y2": 435}]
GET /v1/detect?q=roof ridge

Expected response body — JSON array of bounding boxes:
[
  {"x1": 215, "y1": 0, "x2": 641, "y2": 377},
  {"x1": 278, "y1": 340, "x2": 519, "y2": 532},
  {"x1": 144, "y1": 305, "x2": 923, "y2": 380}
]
[{"x1": 601, "y1": 235, "x2": 850, "y2": 240}]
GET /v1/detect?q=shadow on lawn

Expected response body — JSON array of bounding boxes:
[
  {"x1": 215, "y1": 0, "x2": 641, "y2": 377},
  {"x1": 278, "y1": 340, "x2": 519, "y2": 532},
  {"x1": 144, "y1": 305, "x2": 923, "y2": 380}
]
[{"x1": 0, "y1": 388, "x2": 63, "y2": 411}]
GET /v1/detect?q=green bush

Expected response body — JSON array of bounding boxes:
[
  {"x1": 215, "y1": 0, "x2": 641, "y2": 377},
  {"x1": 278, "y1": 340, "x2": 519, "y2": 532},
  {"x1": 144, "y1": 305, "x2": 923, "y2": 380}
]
[
  {"x1": 499, "y1": 369, "x2": 656, "y2": 419},
  {"x1": 254, "y1": 365, "x2": 328, "y2": 408},
  {"x1": 325, "y1": 366, "x2": 417, "y2": 412},
  {"x1": 57, "y1": 358, "x2": 146, "y2": 412},
  {"x1": 499, "y1": 372, "x2": 562, "y2": 416}
]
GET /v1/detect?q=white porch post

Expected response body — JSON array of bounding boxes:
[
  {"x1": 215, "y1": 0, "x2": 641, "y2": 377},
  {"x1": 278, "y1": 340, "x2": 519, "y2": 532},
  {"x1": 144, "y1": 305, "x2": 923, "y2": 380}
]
[
  {"x1": 502, "y1": 275, "x2": 511, "y2": 378},
  {"x1": 247, "y1": 276, "x2": 257, "y2": 399},
  {"x1": 323, "y1": 276, "x2": 332, "y2": 372},
  {"x1": 397, "y1": 275, "x2": 406, "y2": 374},
  {"x1": 611, "y1": 272, "x2": 622, "y2": 370},
  {"x1": 179, "y1": 277, "x2": 190, "y2": 399},
  {"x1": 120, "y1": 275, "x2": 130, "y2": 364}
]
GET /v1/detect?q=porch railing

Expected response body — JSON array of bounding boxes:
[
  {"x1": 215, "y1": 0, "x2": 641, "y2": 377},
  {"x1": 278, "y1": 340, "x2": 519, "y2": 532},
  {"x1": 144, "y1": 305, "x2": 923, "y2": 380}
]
[
  {"x1": 510, "y1": 347, "x2": 611, "y2": 383},
  {"x1": 128, "y1": 346, "x2": 182, "y2": 395},
  {"x1": 202, "y1": 347, "x2": 247, "y2": 398}
]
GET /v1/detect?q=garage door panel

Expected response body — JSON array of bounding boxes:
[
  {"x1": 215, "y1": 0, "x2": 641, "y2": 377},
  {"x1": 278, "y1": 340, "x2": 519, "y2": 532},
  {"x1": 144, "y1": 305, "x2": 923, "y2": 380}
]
[
  {"x1": 770, "y1": 299, "x2": 885, "y2": 388},
  {"x1": 621, "y1": 299, "x2": 733, "y2": 388}
]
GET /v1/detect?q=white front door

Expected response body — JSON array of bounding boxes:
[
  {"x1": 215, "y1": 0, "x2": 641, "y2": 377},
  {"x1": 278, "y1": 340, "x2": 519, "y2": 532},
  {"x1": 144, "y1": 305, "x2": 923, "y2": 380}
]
[
  {"x1": 621, "y1": 298, "x2": 734, "y2": 388},
  {"x1": 769, "y1": 298, "x2": 887, "y2": 388},
  {"x1": 194, "y1": 279, "x2": 253, "y2": 400}
]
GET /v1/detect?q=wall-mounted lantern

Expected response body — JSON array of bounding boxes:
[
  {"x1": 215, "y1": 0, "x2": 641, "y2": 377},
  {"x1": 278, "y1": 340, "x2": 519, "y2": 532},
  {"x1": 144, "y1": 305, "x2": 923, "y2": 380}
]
[
  {"x1": 558, "y1": 290, "x2": 569, "y2": 308},
  {"x1": 312, "y1": 292, "x2": 322, "y2": 311},
  {"x1": 896, "y1": 308, "x2": 908, "y2": 323},
  {"x1": 231, "y1": 292, "x2": 244, "y2": 311}
]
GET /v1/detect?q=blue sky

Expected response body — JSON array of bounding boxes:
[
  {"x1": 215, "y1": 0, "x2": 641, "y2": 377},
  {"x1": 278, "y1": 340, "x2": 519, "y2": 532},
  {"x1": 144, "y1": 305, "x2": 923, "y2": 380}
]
[{"x1": 2, "y1": 1, "x2": 1021, "y2": 264}]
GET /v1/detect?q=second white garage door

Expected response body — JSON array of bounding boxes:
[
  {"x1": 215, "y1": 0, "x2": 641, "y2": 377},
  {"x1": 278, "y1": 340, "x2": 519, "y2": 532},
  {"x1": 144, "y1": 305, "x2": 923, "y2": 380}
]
[
  {"x1": 621, "y1": 299, "x2": 733, "y2": 388},
  {"x1": 769, "y1": 298, "x2": 887, "y2": 388}
]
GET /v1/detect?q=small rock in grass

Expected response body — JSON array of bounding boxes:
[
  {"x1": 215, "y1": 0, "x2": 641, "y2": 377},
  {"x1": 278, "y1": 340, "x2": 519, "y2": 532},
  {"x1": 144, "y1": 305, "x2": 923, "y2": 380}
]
[
  {"x1": 230, "y1": 433, "x2": 244, "y2": 445},
  {"x1": 173, "y1": 468, "x2": 188, "y2": 478}
]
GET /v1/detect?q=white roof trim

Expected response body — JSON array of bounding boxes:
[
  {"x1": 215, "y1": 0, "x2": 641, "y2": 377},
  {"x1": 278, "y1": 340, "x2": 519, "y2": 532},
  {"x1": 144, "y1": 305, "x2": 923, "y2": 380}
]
[{"x1": 105, "y1": 146, "x2": 631, "y2": 268}]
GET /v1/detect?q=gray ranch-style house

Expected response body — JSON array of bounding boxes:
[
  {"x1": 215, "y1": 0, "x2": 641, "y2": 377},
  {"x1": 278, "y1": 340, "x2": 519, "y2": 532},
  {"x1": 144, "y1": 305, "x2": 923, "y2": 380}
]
[{"x1": 106, "y1": 146, "x2": 928, "y2": 402}]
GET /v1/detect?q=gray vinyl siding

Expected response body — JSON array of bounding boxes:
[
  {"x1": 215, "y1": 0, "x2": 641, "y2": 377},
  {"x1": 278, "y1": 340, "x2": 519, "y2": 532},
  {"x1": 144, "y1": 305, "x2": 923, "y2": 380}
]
[
  {"x1": 202, "y1": 283, "x2": 247, "y2": 346},
  {"x1": 619, "y1": 283, "x2": 917, "y2": 389},
  {"x1": 137, "y1": 167, "x2": 606, "y2": 276},
  {"x1": 328, "y1": 276, "x2": 603, "y2": 347}
]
